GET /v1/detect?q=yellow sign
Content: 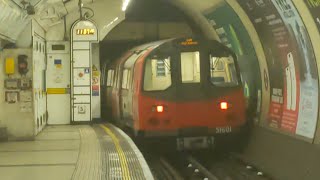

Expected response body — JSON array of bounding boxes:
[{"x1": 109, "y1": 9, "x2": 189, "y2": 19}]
[
  {"x1": 47, "y1": 88, "x2": 67, "y2": 94},
  {"x1": 5, "y1": 57, "x2": 15, "y2": 74},
  {"x1": 180, "y1": 38, "x2": 198, "y2": 46},
  {"x1": 76, "y1": 28, "x2": 95, "y2": 35}
]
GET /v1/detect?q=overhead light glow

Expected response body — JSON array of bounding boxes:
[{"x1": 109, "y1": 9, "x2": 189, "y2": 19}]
[
  {"x1": 103, "y1": 17, "x2": 119, "y2": 29},
  {"x1": 122, "y1": 0, "x2": 130, "y2": 11}
]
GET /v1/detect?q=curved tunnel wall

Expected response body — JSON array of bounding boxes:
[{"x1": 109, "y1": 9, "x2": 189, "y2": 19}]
[
  {"x1": 204, "y1": 3, "x2": 263, "y2": 121},
  {"x1": 240, "y1": 0, "x2": 319, "y2": 141},
  {"x1": 200, "y1": 0, "x2": 320, "y2": 142},
  {"x1": 200, "y1": 0, "x2": 320, "y2": 179}
]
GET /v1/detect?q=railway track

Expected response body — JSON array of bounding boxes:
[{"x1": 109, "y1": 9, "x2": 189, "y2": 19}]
[
  {"x1": 144, "y1": 148, "x2": 273, "y2": 180},
  {"x1": 145, "y1": 150, "x2": 220, "y2": 180},
  {"x1": 136, "y1": 138, "x2": 272, "y2": 180}
]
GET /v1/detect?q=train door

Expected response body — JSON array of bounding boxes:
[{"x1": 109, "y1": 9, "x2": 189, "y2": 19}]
[
  {"x1": 112, "y1": 65, "x2": 122, "y2": 120},
  {"x1": 176, "y1": 42, "x2": 209, "y2": 128},
  {"x1": 120, "y1": 52, "x2": 142, "y2": 126}
]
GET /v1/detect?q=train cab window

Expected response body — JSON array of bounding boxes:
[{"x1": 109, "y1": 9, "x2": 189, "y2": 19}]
[
  {"x1": 181, "y1": 51, "x2": 200, "y2": 83},
  {"x1": 210, "y1": 55, "x2": 239, "y2": 86},
  {"x1": 144, "y1": 57, "x2": 172, "y2": 91}
]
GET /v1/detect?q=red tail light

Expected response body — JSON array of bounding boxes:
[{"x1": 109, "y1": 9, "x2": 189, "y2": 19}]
[
  {"x1": 220, "y1": 102, "x2": 228, "y2": 110},
  {"x1": 156, "y1": 105, "x2": 164, "y2": 113}
]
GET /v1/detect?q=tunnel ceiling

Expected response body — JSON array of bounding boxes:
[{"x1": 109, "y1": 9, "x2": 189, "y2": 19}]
[
  {"x1": 10, "y1": 0, "x2": 43, "y2": 8},
  {"x1": 0, "y1": 0, "x2": 224, "y2": 42},
  {"x1": 175, "y1": 0, "x2": 224, "y2": 12},
  {"x1": 123, "y1": 0, "x2": 224, "y2": 22},
  {"x1": 124, "y1": 0, "x2": 186, "y2": 22}
]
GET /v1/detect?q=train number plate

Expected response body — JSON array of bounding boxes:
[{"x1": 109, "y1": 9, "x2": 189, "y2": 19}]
[
  {"x1": 215, "y1": 126, "x2": 232, "y2": 134},
  {"x1": 176, "y1": 136, "x2": 214, "y2": 150}
]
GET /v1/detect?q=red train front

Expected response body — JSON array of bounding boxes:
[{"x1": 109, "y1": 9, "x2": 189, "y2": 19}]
[{"x1": 105, "y1": 37, "x2": 247, "y2": 149}]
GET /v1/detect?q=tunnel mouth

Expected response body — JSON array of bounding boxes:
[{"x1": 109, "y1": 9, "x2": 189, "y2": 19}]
[
  {"x1": 100, "y1": 0, "x2": 205, "y2": 61},
  {"x1": 99, "y1": 0, "x2": 207, "y2": 120}
]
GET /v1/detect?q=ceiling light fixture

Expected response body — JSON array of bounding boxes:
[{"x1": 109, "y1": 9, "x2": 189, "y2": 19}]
[{"x1": 122, "y1": 0, "x2": 130, "y2": 11}]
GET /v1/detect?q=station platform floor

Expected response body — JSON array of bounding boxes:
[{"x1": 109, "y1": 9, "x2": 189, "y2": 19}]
[{"x1": 0, "y1": 124, "x2": 154, "y2": 180}]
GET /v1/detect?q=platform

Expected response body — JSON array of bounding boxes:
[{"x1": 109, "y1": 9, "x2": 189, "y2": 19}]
[{"x1": 0, "y1": 124, "x2": 154, "y2": 180}]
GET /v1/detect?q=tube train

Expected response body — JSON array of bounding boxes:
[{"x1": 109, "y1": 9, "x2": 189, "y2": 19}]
[{"x1": 104, "y1": 37, "x2": 247, "y2": 149}]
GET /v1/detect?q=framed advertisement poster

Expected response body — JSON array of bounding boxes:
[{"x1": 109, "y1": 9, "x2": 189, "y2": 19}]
[{"x1": 236, "y1": 0, "x2": 318, "y2": 139}]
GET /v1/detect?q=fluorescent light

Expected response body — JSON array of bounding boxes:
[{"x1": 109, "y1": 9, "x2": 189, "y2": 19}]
[
  {"x1": 122, "y1": 0, "x2": 130, "y2": 11},
  {"x1": 103, "y1": 17, "x2": 119, "y2": 29}
]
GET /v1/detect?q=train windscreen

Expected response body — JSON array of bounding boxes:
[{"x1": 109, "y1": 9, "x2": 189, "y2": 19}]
[
  {"x1": 143, "y1": 56, "x2": 172, "y2": 91},
  {"x1": 180, "y1": 51, "x2": 200, "y2": 83},
  {"x1": 210, "y1": 55, "x2": 239, "y2": 86}
]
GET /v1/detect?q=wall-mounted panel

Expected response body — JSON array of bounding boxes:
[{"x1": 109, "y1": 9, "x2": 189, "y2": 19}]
[{"x1": 1, "y1": 49, "x2": 34, "y2": 140}]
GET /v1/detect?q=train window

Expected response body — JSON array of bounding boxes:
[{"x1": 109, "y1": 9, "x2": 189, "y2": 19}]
[
  {"x1": 181, "y1": 51, "x2": 200, "y2": 83},
  {"x1": 107, "y1": 70, "x2": 112, "y2": 86},
  {"x1": 107, "y1": 70, "x2": 114, "y2": 87},
  {"x1": 210, "y1": 55, "x2": 239, "y2": 86},
  {"x1": 101, "y1": 63, "x2": 107, "y2": 86},
  {"x1": 111, "y1": 70, "x2": 115, "y2": 86},
  {"x1": 116, "y1": 66, "x2": 121, "y2": 88},
  {"x1": 127, "y1": 69, "x2": 131, "y2": 89},
  {"x1": 144, "y1": 57, "x2": 172, "y2": 91},
  {"x1": 123, "y1": 51, "x2": 145, "y2": 90},
  {"x1": 122, "y1": 69, "x2": 129, "y2": 89}
]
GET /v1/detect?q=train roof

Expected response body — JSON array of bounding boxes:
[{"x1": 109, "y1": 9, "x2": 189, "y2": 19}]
[{"x1": 130, "y1": 38, "x2": 175, "y2": 51}]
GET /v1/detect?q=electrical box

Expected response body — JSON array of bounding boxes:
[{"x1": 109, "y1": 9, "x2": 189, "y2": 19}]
[
  {"x1": 4, "y1": 79, "x2": 19, "y2": 89},
  {"x1": 20, "y1": 90, "x2": 32, "y2": 102},
  {"x1": 5, "y1": 91, "x2": 19, "y2": 104},
  {"x1": 19, "y1": 78, "x2": 32, "y2": 90},
  {"x1": 5, "y1": 57, "x2": 15, "y2": 75},
  {"x1": 47, "y1": 41, "x2": 70, "y2": 54}
]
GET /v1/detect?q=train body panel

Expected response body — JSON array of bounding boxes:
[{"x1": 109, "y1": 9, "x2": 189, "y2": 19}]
[
  {"x1": 111, "y1": 52, "x2": 133, "y2": 121},
  {"x1": 136, "y1": 89, "x2": 245, "y2": 136}
]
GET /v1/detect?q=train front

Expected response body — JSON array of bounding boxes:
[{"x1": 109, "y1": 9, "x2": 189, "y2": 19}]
[{"x1": 136, "y1": 38, "x2": 247, "y2": 150}]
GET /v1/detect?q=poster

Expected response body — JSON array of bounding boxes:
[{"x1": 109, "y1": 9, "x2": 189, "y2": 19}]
[
  {"x1": 304, "y1": 0, "x2": 320, "y2": 31},
  {"x1": 272, "y1": 0, "x2": 318, "y2": 138},
  {"x1": 237, "y1": 0, "x2": 291, "y2": 130},
  {"x1": 237, "y1": 0, "x2": 319, "y2": 139},
  {"x1": 204, "y1": 3, "x2": 262, "y2": 114},
  {"x1": 92, "y1": 65, "x2": 100, "y2": 96}
]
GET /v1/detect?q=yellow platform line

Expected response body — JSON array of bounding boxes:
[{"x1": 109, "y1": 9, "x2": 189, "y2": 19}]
[{"x1": 100, "y1": 124, "x2": 131, "y2": 180}]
